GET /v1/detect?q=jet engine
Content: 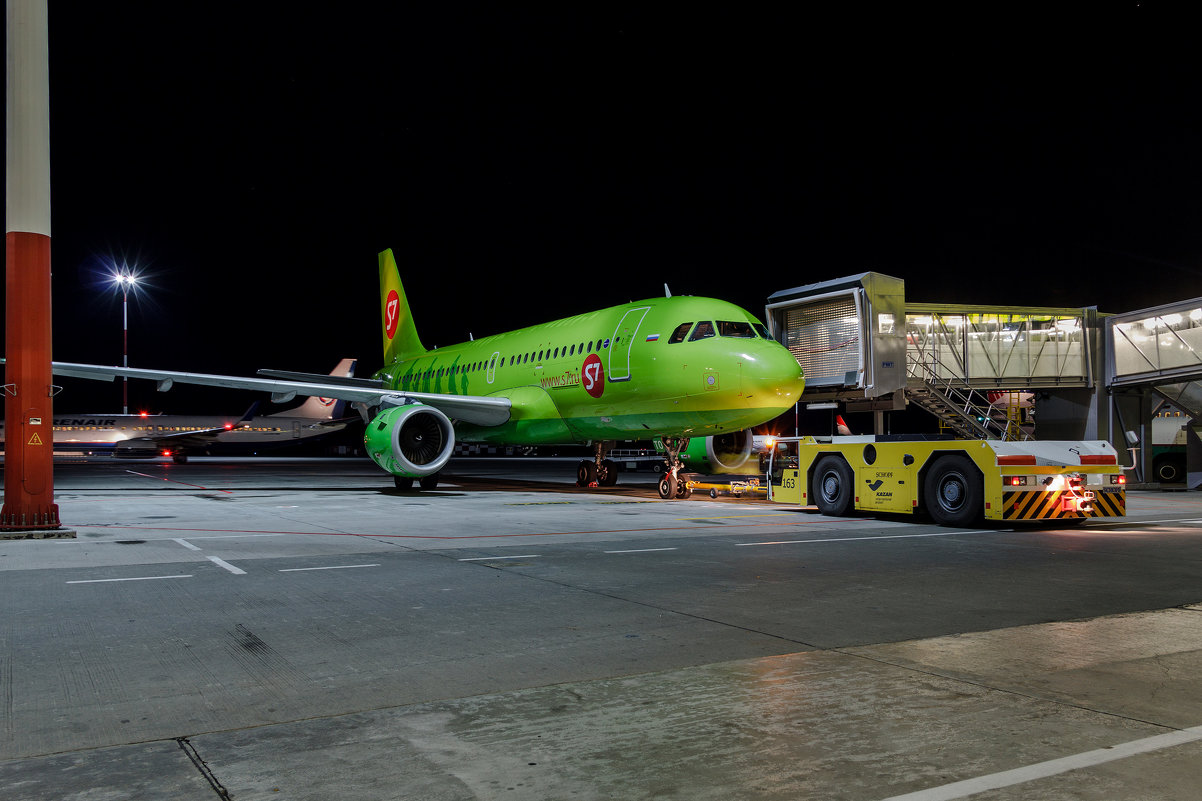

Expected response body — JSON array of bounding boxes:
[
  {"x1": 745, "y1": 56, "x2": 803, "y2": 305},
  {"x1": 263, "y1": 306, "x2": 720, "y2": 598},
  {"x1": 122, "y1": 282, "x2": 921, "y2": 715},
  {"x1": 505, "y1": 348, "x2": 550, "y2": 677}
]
[
  {"x1": 363, "y1": 403, "x2": 455, "y2": 478},
  {"x1": 680, "y1": 429, "x2": 754, "y2": 474}
]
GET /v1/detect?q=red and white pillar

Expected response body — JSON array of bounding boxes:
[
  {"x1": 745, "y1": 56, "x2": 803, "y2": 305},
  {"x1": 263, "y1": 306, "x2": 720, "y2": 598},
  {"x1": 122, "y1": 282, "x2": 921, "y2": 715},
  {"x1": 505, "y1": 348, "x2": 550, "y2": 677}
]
[{"x1": 3, "y1": 0, "x2": 61, "y2": 530}]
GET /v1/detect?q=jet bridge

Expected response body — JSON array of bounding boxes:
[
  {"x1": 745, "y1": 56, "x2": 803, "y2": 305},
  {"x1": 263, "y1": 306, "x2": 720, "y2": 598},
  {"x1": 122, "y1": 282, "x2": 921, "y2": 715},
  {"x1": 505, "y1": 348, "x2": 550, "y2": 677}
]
[
  {"x1": 1106, "y1": 298, "x2": 1202, "y2": 488},
  {"x1": 766, "y1": 274, "x2": 1099, "y2": 442},
  {"x1": 766, "y1": 275, "x2": 1199, "y2": 487}
]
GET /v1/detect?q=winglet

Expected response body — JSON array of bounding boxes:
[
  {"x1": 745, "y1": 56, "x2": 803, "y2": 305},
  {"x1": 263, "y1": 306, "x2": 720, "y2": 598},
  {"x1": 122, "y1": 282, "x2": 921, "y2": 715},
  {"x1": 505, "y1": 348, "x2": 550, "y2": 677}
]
[{"x1": 379, "y1": 249, "x2": 426, "y2": 365}]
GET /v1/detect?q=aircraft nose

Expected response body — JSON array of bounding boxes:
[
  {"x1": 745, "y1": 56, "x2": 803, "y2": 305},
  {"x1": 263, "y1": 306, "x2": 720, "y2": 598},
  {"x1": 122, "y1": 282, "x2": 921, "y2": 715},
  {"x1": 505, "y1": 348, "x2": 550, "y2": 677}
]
[{"x1": 742, "y1": 345, "x2": 805, "y2": 407}]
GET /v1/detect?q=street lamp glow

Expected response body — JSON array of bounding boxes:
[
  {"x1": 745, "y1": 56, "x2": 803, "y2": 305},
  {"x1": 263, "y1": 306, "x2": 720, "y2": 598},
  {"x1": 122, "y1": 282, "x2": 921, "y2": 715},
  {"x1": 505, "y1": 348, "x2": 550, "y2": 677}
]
[{"x1": 110, "y1": 266, "x2": 141, "y2": 414}]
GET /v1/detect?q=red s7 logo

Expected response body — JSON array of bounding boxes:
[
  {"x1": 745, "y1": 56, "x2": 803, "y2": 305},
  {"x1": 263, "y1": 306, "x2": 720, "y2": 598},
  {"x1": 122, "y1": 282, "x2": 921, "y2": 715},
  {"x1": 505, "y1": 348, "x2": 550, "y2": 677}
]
[
  {"x1": 582, "y1": 354, "x2": 604, "y2": 398},
  {"x1": 385, "y1": 290, "x2": 400, "y2": 339}
]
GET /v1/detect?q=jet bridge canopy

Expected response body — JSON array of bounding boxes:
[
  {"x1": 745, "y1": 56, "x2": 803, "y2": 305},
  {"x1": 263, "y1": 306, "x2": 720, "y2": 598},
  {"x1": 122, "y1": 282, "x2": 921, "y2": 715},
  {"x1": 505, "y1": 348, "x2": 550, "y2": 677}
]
[{"x1": 765, "y1": 272, "x2": 906, "y2": 399}]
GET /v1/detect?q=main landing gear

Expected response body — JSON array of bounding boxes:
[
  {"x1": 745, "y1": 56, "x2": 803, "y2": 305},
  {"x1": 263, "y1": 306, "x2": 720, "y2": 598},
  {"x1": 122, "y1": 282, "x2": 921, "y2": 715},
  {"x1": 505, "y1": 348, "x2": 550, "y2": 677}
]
[
  {"x1": 576, "y1": 443, "x2": 618, "y2": 488},
  {"x1": 657, "y1": 436, "x2": 692, "y2": 500}
]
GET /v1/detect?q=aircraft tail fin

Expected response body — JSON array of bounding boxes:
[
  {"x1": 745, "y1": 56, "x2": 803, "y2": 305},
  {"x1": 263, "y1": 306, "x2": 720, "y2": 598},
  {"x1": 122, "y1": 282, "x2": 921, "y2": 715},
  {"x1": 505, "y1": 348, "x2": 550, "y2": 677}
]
[
  {"x1": 379, "y1": 249, "x2": 426, "y2": 365},
  {"x1": 268, "y1": 359, "x2": 356, "y2": 419}
]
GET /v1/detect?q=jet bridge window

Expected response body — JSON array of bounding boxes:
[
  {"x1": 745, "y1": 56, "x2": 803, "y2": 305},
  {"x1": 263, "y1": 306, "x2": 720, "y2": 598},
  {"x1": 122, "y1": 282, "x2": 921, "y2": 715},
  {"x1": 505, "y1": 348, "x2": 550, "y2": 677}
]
[
  {"x1": 688, "y1": 321, "x2": 716, "y2": 341},
  {"x1": 668, "y1": 323, "x2": 693, "y2": 344},
  {"x1": 718, "y1": 321, "x2": 756, "y2": 338}
]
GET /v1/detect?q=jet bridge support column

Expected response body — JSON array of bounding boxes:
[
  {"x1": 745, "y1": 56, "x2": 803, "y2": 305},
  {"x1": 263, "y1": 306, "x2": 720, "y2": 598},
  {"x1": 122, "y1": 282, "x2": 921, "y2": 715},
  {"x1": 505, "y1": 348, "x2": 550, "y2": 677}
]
[{"x1": 2, "y1": 0, "x2": 70, "y2": 536}]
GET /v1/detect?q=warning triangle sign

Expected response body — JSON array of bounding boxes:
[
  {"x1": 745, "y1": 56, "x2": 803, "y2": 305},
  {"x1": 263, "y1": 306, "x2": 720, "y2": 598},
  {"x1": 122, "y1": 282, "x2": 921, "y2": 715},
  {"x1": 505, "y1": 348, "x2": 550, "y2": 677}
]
[{"x1": 28, "y1": 432, "x2": 43, "y2": 445}]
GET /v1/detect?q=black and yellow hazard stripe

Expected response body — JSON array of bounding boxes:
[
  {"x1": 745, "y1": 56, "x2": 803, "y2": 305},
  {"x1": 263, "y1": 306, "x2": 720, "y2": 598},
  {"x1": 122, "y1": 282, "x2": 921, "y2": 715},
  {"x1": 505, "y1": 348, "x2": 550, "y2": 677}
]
[{"x1": 1003, "y1": 488, "x2": 1125, "y2": 520}]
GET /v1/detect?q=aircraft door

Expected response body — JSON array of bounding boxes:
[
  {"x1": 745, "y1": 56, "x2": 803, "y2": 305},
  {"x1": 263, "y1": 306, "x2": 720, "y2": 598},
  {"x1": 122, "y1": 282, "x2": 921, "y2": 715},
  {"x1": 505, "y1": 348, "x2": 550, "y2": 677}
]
[
  {"x1": 486, "y1": 352, "x2": 500, "y2": 384},
  {"x1": 608, "y1": 307, "x2": 650, "y2": 382}
]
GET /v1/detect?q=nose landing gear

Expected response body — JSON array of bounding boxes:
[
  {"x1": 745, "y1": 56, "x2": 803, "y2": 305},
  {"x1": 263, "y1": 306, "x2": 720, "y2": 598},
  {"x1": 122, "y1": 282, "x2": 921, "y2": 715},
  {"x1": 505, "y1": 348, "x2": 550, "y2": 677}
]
[{"x1": 657, "y1": 436, "x2": 692, "y2": 499}]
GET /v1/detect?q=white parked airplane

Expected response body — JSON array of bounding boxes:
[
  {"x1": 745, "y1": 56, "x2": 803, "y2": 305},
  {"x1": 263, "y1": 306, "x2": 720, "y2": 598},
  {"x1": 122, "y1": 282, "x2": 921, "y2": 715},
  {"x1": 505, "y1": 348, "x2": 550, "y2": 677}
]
[{"x1": 0, "y1": 359, "x2": 357, "y2": 463}]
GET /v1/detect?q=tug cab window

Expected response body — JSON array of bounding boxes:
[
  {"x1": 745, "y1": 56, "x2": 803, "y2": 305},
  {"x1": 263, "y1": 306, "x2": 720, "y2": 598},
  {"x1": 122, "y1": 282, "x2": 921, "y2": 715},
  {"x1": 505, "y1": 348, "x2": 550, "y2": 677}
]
[
  {"x1": 717, "y1": 321, "x2": 755, "y2": 338},
  {"x1": 688, "y1": 321, "x2": 715, "y2": 341},
  {"x1": 668, "y1": 322, "x2": 692, "y2": 344}
]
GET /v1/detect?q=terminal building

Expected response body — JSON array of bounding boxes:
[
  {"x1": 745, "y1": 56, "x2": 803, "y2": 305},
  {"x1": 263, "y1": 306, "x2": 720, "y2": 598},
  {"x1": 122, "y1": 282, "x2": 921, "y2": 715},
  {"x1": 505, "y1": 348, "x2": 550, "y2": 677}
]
[{"x1": 763, "y1": 273, "x2": 1201, "y2": 489}]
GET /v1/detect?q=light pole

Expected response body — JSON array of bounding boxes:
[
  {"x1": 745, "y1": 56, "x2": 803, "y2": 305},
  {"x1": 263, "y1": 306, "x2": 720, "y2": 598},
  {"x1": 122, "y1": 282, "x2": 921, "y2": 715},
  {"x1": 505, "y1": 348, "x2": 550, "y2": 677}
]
[{"x1": 112, "y1": 270, "x2": 138, "y2": 414}]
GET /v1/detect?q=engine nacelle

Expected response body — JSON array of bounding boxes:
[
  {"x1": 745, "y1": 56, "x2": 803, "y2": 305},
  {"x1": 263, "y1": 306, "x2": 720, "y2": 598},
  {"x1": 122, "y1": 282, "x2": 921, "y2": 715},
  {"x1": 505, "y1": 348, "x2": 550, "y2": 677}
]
[
  {"x1": 363, "y1": 403, "x2": 455, "y2": 478},
  {"x1": 681, "y1": 429, "x2": 754, "y2": 473}
]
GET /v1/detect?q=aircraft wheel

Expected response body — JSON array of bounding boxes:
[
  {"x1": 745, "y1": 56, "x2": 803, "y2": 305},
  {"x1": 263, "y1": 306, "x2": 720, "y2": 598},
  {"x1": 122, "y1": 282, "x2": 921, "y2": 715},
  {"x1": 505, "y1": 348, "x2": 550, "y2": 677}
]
[
  {"x1": 599, "y1": 459, "x2": 619, "y2": 486},
  {"x1": 419, "y1": 473, "x2": 440, "y2": 490},
  {"x1": 813, "y1": 455, "x2": 854, "y2": 516},
  {"x1": 923, "y1": 455, "x2": 982, "y2": 526},
  {"x1": 658, "y1": 474, "x2": 678, "y2": 500},
  {"x1": 393, "y1": 476, "x2": 414, "y2": 490},
  {"x1": 577, "y1": 460, "x2": 598, "y2": 487}
]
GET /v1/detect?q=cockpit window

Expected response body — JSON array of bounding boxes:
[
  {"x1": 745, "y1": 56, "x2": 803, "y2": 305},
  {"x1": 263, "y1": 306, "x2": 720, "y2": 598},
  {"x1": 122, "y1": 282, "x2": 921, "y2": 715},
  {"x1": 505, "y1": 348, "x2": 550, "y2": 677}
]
[
  {"x1": 717, "y1": 320, "x2": 756, "y2": 338},
  {"x1": 753, "y1": 322, "x2": 770, "y2": 339},
  {"x1": 668, "y1": 322, "x2": 692, "y2": 344},
  {"x1": 688, "y1": 321, "x2": 716, "y2": 341}
]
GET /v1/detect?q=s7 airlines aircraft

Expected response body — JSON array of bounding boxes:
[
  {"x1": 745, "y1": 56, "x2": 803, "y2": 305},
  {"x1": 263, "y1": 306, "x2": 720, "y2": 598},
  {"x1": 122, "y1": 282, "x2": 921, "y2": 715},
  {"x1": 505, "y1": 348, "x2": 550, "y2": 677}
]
[
  {"x1": 0, "y1": 360, "x2": 356, "y2": 462},
  {"x1": 41, "y1": 249, "x2": 806, "y2": 498}
]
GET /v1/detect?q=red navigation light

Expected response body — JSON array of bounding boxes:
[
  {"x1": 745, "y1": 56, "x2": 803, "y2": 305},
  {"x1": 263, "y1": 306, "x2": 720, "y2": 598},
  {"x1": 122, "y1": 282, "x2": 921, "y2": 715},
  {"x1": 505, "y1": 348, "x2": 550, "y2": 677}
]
[
  {"x1": 139, "y1": 411, "x2": 149, "y2": 418},
  {"x1": 224, "y1": 423, "x2": 233, "y2": 430},
  {"x1": 161, "y1": 449, "x2": 172, "y2": 458}
]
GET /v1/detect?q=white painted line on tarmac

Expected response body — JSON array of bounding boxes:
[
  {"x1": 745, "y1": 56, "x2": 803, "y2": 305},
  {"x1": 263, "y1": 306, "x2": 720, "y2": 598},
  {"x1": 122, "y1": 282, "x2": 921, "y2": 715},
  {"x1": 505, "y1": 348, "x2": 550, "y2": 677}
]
[
  {"x1": 67, "y1": 575, "x2": 193, "y2": 584},
  {"x1": 172, "y1": 538, "x2": 202, "y2": 551},
  {"x1": 278, "y1": 564, "x2": 380, "y2": 572},
  {"x1": 206, "y1": 556, "x2": 247, "y2": 575},
  {"x1": 604, "y1": 547, "x2": 679, "y2": 553},
  {"x1": 458, "y1": 555, "x2": 541, "y2": 561},
  {"x1": 737, "y1": 530, "x2": 982, "y2": 547},
  {"x1": 878, "y1": 724, "x2": 1202, "y2": 801},
  {"x1": 1091, "y1": 517, "x2": 1202, "y2": 527}
]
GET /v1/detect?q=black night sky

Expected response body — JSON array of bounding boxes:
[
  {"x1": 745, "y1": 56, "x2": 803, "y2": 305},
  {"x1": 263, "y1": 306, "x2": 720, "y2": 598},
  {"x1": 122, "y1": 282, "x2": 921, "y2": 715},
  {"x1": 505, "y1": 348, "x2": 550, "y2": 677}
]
[{"x1": 10, "y1": 4, "x2": 1202, "y2": 413}]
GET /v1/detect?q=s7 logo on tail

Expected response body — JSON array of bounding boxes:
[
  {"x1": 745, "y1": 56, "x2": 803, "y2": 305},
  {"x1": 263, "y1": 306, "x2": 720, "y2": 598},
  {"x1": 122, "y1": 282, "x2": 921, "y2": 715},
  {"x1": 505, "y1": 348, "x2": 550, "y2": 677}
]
[{"x1": 385, "y1": 290, "x2": 400, "y2": 339}]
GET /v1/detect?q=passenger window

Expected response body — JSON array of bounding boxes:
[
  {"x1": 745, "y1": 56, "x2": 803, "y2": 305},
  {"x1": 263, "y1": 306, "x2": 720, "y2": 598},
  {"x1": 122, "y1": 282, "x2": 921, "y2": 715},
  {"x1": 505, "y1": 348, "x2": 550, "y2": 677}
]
[
  {"x1": 538, "y1": 350, "x2": 544, "y2": 362},
  {"x1": 718, "y1": 321, "x2": 755, "y2": 338},
  {"x1": 668, "y1": 323, "x2": 693, "y2": 344},
  {"x1": 602, "y1": 339, "x2": 610, "y2": 349},
  {"x1": 688, "y1": 321, "x2": 715, "y2": 341},
  {"x1": 553, "y1": 347, "x2": 559, "y2": 359}
]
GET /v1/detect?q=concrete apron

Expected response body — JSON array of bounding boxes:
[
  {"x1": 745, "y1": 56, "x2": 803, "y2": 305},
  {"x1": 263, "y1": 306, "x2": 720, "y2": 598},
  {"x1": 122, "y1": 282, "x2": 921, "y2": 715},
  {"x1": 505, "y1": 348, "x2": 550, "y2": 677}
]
[{"x1": 3, "y1": 606, "x2": 1200, "y2": 800}]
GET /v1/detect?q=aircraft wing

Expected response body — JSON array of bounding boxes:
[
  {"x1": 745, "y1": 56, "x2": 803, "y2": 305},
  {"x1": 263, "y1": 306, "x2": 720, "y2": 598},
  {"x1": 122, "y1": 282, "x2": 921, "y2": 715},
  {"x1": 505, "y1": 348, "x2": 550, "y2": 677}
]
[{"x1": 43, "y1": 362, "x2": 512, "y2": 427}]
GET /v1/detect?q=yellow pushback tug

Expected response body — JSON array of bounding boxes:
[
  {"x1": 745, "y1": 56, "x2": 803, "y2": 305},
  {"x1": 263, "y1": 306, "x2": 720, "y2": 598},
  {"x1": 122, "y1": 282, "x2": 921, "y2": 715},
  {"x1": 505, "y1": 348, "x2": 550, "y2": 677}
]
[{"x1": 766, "y1": 435, "x2": 1126, "y2": 525}]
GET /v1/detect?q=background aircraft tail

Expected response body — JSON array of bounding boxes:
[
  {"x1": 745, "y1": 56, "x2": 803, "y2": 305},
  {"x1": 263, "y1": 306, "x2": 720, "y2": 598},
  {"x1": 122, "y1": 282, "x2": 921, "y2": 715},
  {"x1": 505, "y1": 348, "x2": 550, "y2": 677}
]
[
  {"x1": 266, "y1": 359, "x2": 356, "y2": 419},
  {"x1": 379, "y1": 249, "x2": 426, "y2": 365}
]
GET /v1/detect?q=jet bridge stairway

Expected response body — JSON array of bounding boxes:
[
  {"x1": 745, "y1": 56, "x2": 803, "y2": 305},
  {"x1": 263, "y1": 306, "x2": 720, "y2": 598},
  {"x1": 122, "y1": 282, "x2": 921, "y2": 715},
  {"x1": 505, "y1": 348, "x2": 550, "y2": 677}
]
[{"x1": 904, "y1": 373, "x2": 1028, "y2": 441}]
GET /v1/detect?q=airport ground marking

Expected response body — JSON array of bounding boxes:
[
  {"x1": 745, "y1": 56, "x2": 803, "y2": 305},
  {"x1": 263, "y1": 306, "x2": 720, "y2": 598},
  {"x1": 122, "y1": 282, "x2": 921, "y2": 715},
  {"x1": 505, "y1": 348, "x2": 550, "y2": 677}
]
[
  {"x1": 278, "y1": 564, "x2": 380, "y2": 572},
  {"x1": 737, "y1": 530, "x2": 984, "y2": 547},
  {"x1": 604, "y1": 547, "x2": 678, "y2": 554},
  {"x1": 67, "y1": 574, "x2": 193, "y2": 584},
  {"x1": 172, "y1": 538, "x2": 202, "y2": 551},
  {"x1": 123, "y1": 470, "x2": 233, "y2": 494},
  {"x1": 206, "y1": 556, "x2": 247, "y2": 575},
  {"x1": 458, "y1": 555, "x2": 541, "y2": 561},
  {"x1": 879, "y1": 724, "x2": 1202, "y2": 801}
]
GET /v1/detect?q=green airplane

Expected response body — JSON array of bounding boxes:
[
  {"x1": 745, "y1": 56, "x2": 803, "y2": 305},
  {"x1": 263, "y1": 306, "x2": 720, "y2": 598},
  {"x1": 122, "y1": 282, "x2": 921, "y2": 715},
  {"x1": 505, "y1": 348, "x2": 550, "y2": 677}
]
[{"x1": 45, "y1": 248, "x2": 806, "y2": 498}]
